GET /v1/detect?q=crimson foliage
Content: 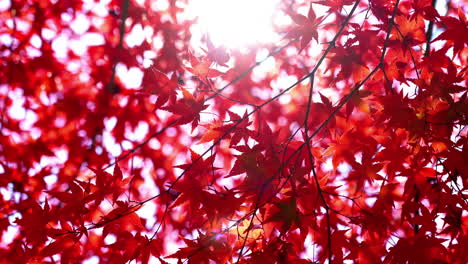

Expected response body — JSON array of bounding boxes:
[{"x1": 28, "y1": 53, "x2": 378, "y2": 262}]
[{"x1": 1, "y1": 0, "x2": 467, "y2": 263}]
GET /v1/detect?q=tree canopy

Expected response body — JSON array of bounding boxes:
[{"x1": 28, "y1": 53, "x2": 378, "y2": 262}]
[{"x1": 0, "y1": 0, "x2": 467, "y2": 263}]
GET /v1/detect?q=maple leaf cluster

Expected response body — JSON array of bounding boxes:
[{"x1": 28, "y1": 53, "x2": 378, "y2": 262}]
[{"x1": 0, "y1": 0, "x2": 467, "y2": 263}]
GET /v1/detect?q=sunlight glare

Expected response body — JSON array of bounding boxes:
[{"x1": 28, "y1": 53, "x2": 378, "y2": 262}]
[{"x1": 188, "y1": 0, "x2": 280, "y2": 48}]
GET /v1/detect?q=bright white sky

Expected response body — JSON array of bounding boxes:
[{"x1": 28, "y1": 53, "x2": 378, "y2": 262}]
[{"x1": 186, "y1": 0, "x2": 283, "y2": 48}]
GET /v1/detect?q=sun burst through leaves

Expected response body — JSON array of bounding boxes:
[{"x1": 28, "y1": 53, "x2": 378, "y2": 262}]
[{"x1": 188, "y1": 0, "x2": 281, "y2": 48}]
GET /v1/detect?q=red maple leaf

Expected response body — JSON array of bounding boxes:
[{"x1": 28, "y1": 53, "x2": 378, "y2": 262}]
[
  {"x1": 166, "y1": 232, "x2": 233, "y2": 264},
  {"x1": 89, "y1": 163, "x2": 132, "y2": 204},
  {"x1": 433, "y1": 9, "x2": 468, "y2": 55},
  {"x1": 162, "y1": 88, "x2": 209, "y2": 131},
  {"x1": 141, "y1": 67, "x2": 179, "y2": 108},
  {"x1": 313, "y1": 0, "x2": 354, "y2": 13},
  {"x1": 198, "y1": 111, "x2": 253, "y2": 146},
  {"x1": 186, "y1": 51, "x2": 224, "y2": 84},
  {"x1": 286, "y1": 3, "x2": 322, "y2": 51},
  {"x1": 202, "y1": 36, "x2": 230, "y2": 67}
]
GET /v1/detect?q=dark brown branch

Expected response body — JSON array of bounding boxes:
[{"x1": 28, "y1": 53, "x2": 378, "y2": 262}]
[
  {"x1": 424, "y1": 0, "x2": 437, "y2": 57},
  {"x1": 107, "y1": 0, "x2": 130, "y2": 94}
]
